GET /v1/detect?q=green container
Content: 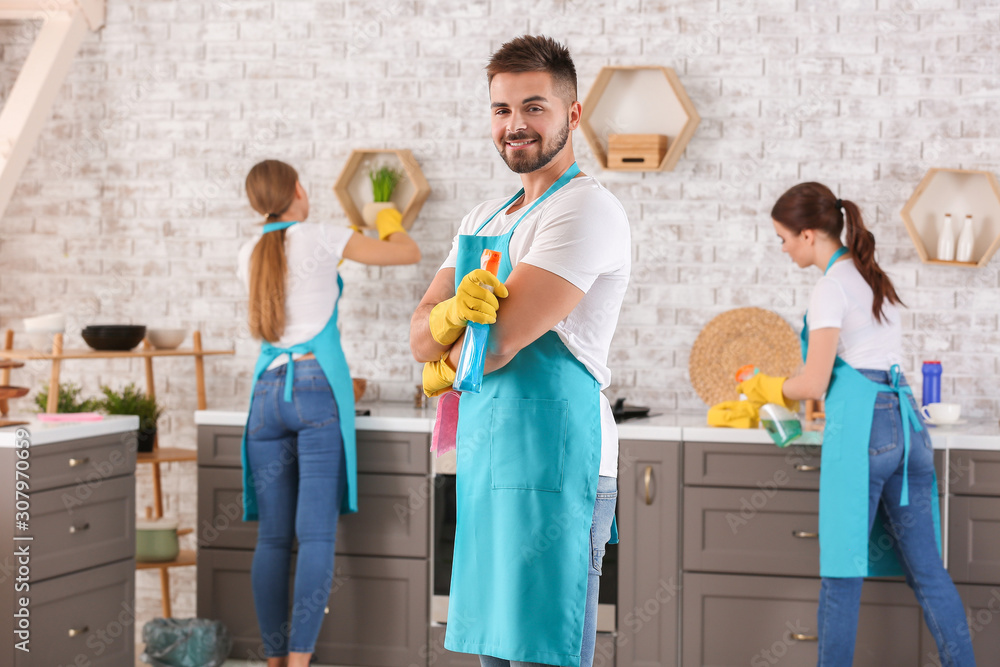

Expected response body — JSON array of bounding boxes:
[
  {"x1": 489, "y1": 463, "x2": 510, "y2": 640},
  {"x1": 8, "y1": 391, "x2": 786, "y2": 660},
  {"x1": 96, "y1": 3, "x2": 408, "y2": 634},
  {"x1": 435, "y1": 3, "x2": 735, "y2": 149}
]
[
  {"x1": 136, "y1": 517, "x2": 179, "y2": 562},
  {"x1": 760, "y1": 403, "x2": 803, "y2": 447}
]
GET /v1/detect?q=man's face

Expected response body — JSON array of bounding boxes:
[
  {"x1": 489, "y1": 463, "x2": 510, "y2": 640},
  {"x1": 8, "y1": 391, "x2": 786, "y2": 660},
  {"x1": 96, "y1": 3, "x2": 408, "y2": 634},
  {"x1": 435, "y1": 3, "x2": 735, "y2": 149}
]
[{"x1": 489, "y1": 71, "x2": 573, "y2": 174}]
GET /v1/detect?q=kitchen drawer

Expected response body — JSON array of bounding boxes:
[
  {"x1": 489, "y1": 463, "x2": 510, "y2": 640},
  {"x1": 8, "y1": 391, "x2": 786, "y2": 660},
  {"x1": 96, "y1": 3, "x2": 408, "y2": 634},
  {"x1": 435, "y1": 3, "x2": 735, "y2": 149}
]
[
  {"x1": 356, "y1": 429, "x2": 430, "y2": 475},
  {"x1": 15, "y1": 558, "x2": 134, "y2": 667},
  {"x1": 197, "y1": 426, "x2": 431, "y2": 475},
  {"x1": 199, "y1": 467, "x2": 430, "y2": 557},
  {"x1": 313, "y1": 554, "x2": 428, "y2": 666},
  {"x1": 198, "y1": 548, "x2": 428, "y2": 665},
  {"x1": 682, "y1": 573, "x2": 935, "y2": 666},
  {"x1": 949, "y1": 449, "x2": 1000, "y2": 496},
  {"x1": 27, "y1": 432, "x2": 136, "y2": 493},
  {"x1": 197, "y1": 425, "x2": 244, "y2": 468},
  {"x1": 31, "y1": 474, "x2": 134, "y2": 581},
  {"x1": 956, "y1": 584, "x2": 1000, "y2": 665},
  {"x1": 948, "y1": 495, "x2": 1000, "y2": 584},
  {"x1": 684, "y1": 441, "x2": 822, "y2": 490},
  {"x1": 684, "y1": 486, "x2": 820, "y2": 577}
]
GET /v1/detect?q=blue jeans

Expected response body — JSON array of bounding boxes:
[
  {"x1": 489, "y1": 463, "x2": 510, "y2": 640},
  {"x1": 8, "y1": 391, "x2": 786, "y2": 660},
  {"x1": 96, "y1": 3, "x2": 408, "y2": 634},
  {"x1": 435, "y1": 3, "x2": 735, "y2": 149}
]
[
  {"x1": 817, "y1": 369, "x2": 975, "y2": 667},
  {"x1": 246, "y1": 360, "x2": 346, "y2": 657},
  {"x1": 479, "y1": 475, "x2": 618, "y2": 667}
]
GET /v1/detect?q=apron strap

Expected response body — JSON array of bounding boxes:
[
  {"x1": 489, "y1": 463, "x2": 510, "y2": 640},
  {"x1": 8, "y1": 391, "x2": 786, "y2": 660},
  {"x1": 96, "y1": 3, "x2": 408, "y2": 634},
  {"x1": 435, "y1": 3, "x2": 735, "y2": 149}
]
[
  {"x1": 875, "y1": 364, "x2": 923, "y2": 507},
  {"x1": 259, "y1": 276, "x2": 345, "y2": 403}
]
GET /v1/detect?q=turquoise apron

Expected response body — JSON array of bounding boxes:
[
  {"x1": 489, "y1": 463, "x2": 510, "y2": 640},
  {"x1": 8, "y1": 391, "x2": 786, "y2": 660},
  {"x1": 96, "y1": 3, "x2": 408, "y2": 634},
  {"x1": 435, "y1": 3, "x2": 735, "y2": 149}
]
[
  {"x1": 241, "y1": 221, "x2": 358, "y2": 520},
  {"x1": 444, "y1": 163, "x2": 616, "y2": 667},
  {"x1": 806, "y1": 247, "x2": 940, "y2": 578}
]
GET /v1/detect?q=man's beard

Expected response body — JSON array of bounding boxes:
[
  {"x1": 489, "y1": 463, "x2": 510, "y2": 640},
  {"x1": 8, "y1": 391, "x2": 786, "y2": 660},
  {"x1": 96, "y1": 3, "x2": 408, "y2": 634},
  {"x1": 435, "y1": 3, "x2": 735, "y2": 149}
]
[{"x1": 497, "y1": 121, "x2": 570, "y2": 174}]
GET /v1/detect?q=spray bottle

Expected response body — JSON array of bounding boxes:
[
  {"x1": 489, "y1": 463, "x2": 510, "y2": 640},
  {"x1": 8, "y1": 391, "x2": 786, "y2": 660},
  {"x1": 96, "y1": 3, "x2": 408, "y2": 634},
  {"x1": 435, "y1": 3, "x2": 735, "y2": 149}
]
[{"x1": 452, "y1": 250, "x2": 502, "y2": 393}]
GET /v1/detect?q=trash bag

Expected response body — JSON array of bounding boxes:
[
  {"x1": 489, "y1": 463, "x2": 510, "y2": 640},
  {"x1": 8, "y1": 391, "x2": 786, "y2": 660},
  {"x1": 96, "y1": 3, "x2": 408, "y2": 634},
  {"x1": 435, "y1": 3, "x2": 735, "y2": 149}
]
[{"x1": 141, "y1": 618, "x2": 232, "y2": 667}]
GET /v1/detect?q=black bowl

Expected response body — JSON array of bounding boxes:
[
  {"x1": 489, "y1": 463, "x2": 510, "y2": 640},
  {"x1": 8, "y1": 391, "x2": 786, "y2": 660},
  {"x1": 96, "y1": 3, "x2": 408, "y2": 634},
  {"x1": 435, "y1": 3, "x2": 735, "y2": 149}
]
[{"x1": 81, "y1": 325, "x2": 146, "y2": 351}]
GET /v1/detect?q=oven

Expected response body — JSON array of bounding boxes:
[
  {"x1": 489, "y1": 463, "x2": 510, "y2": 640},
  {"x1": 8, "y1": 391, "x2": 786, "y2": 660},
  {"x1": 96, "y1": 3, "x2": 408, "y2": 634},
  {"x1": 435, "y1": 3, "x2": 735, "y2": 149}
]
[{"x1": 430, "y1": 450, "x2": 618, "y2": 632}]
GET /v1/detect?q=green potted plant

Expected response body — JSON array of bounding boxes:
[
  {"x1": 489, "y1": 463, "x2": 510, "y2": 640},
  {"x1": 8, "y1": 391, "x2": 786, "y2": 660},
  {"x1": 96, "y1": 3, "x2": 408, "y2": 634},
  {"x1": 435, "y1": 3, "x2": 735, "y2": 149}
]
[
  {"x1": 362, "y1": 165, "x2": 404, "y2": 226},
  {"x1": 99, "y1": 383, "x2": 163, "y2": 452},
  {"x1": 34, "y1": 381, "x2": 102, "y2": 413}
]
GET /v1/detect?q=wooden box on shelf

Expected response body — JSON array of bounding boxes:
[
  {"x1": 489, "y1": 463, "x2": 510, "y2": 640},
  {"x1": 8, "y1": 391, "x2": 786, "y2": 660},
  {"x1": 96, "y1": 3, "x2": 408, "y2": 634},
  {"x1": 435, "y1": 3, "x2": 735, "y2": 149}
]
[
  {"x1": 607, "y1": 134, "x2": 669, "y2": 170},
  {"x1": 900, "y1": 167, "x2": 1000, "y2": 268},
  {"x1": 332, "y1": 149, "x2": 430, "y2": 231},
  {"x1": 580, "y1": 65, "x2": 699, "y2": 172}
]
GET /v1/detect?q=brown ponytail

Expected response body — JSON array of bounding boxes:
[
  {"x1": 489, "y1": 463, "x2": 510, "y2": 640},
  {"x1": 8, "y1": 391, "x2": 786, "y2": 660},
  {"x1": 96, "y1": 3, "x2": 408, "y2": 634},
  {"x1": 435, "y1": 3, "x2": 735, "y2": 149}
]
[
  {"x1": 771, "y1": 182, "x2": 903, "y2": 323},
  {"x1": 244, "y1": 160, "x2": 299, "y2": 342}
]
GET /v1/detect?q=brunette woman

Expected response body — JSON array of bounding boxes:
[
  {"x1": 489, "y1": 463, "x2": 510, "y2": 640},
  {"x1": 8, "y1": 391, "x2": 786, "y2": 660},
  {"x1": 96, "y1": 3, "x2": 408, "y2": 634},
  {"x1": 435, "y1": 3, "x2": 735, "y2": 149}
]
[
  {"x1": 237, "y1": 159, "x2": 419, "y2": 667},
  {"x1": 738, "y1": 182, "x2": 975, "y2": 666}
]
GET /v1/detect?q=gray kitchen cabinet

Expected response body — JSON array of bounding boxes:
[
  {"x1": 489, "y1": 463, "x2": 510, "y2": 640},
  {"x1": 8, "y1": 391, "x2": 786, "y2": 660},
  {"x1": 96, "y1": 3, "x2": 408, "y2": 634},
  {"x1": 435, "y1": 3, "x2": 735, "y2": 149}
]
[
  {"x1": 949, "y1": 449, "x2": 1000, "y2": 496},
  {"x1": 954, "y1": 584, "x2": 1000, "y2": 665},
  {"x1": 0, "y1": 430, "x2": 136, "y2": 667},
  {"x1": 683, "y1": 486, "x2": 820, "y2": 578},
  {"x1": 616, "y1": 439, "x2": 681, "y2": 667},
  {"x1": 948, "y1": 448, "x2": 1000, "y2": 588},
  {"x1": 682, "y1": 573, "x2": 935, "y2": 666},
  {"x1": 684, "y1": 442, "x2": 822, "y2": 491},
  {"x1": 948, "y1": 495, "x2": 1000, "y2": 584},
  {"x1": 197, "y1": 423, "x2": 432, "y2": 665},
  {"x1": 198, "y1": 547, "x2": 428, "y2": 666},
  {"x1": 199, "y1": 467, "x2": 430, "y2": 557}
]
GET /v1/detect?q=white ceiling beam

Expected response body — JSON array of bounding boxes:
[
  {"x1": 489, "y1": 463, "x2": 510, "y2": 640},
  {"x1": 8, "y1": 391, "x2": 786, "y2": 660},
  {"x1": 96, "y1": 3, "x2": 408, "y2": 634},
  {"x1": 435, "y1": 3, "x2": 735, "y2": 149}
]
[{"x1": 0, "y1": 1, "x2": 104, "y2": 219}]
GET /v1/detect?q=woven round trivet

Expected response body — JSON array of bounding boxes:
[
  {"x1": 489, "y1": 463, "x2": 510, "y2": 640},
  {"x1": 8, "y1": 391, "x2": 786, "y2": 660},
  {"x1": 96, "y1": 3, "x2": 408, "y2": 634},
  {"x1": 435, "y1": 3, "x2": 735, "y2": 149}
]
[{"x1": 689, "y1": 307, "x2": 802, "y2": 406}]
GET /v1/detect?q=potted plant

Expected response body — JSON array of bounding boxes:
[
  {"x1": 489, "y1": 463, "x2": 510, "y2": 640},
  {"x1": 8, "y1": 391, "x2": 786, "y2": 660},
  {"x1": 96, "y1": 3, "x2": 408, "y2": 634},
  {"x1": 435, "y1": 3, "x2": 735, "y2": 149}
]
[
  {"x1": 362, "y1": 165, "x2": 404, "y2": 226},
  {"x1": 34, "y1": 381, "x2": 102, "y2": 413},
  {"x1": 99, "y1": 383, "x2": 163, "y2": 452}
]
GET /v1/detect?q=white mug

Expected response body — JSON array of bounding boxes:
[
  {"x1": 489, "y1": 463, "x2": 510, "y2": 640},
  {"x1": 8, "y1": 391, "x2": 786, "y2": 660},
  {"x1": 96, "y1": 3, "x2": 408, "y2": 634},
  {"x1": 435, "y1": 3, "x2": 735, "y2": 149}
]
[{"x1": 921, "y1": 402, "x2": 961, "y2": 423}]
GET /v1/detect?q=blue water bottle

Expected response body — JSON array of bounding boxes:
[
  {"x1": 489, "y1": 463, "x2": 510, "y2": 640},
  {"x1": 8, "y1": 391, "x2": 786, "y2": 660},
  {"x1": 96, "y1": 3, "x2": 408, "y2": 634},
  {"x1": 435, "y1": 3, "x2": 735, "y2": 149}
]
[
  {"x1": 452, "y1": 250, "x2": 502, "y2": 394},
  {"x1": 921, "y1": 361, "x2": 942, "y2": 406}
]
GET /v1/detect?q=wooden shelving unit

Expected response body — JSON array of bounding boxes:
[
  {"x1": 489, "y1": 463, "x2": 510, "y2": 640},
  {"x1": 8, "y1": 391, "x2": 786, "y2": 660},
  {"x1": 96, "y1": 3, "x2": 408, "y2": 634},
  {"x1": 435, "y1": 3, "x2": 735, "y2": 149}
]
[
  {"x1": 332, "y1": 148, "x2": 430, "y2": 230},
  {"x1": 900, "y1": 167, "x2": 1000, "y2": 267},
  {"x1": 580, "y1": 65, "x2": 700, "y2": 172},
  {"x1": 0, "y1": 329, "x2": 234, "y2": 617}
]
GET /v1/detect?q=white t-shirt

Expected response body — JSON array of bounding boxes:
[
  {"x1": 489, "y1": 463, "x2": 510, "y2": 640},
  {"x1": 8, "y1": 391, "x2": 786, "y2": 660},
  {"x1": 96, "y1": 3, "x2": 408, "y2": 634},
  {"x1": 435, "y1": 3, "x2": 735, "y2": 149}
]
[
  {"x1": 806, "y1": 259, "x2": 903, "y2": 371},
  {"x1": 441, "y1": 176, "x2": 631, "y2": 477},
  {"x1": 237, "y1": 222, "x2": 354, "y2": 369}
]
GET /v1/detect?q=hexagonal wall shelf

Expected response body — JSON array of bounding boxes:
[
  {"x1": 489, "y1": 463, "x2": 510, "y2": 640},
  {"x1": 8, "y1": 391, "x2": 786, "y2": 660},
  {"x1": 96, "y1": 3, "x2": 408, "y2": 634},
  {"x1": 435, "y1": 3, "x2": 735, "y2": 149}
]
[
  {"x1": 580, "y1": 66, "x2": 700, "y2": 172},
  {"x1": 333, "y1": 149, "x2": 430, "y2": 230},
  {"x1": 901, "y1": 168, "x2": 1000, "y2": 267}
]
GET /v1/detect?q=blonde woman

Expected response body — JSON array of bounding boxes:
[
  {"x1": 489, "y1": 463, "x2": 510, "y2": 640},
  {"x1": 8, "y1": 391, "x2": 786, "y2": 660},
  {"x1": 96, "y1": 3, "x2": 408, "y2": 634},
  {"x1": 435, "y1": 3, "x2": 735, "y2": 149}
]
[{"x1": 237, "y1": 159, "x2": 419, "y2": 667}]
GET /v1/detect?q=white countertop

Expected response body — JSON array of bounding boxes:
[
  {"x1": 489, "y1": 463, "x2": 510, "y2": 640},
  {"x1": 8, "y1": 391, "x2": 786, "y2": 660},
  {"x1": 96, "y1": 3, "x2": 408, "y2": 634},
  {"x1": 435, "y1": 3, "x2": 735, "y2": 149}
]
[
  {"x1": 0, "y1": 415, "x2": 140, "y2": 447},
  {"x1": 195, "y1": 406, "x2": 1000, "y2": 451}
]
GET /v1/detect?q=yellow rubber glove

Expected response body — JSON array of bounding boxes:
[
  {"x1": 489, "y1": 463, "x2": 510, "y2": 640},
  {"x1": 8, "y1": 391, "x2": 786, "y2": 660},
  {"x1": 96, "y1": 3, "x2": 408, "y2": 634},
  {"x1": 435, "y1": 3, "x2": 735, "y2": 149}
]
[
  {"x1": 423, "y1": 353, "x2": 456, "y2": 397},
  {"x1": 428, "y1": 269, "x2": 509, "y2": 346},
  {"x1": 707, "y1": 400, "x2": 760, "y2": 429},
  {"x1": 375, "y1": 207, "x2": 406, "y2": 240},
  {"x1": 736, "y1": 373, "x2": 799, "y2": 412}
]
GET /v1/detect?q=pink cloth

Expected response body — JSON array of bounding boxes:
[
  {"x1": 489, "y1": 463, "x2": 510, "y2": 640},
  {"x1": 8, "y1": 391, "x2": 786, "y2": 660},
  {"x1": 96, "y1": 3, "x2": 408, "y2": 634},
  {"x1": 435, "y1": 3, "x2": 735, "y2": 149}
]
[
  {"x1": 37, "y1": 412, "x2": 104, "y2": 422},
  {"x1": 430, "y1": 390, "x2": 460, "y2": 457}
]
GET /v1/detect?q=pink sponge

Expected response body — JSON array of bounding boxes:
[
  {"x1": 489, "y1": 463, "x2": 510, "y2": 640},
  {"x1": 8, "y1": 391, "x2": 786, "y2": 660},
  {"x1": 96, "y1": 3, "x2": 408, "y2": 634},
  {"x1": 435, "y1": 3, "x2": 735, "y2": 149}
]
[{"x1": 430, "y1": 390, "x2": 460, "y2": 457}]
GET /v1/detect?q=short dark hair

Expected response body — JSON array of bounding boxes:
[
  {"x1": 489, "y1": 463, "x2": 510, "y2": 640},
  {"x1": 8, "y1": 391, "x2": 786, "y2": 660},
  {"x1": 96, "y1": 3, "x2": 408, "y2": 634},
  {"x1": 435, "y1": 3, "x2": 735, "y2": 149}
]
[{"x1": 486, "y1": 35, "x2": 577, "y2": 102}]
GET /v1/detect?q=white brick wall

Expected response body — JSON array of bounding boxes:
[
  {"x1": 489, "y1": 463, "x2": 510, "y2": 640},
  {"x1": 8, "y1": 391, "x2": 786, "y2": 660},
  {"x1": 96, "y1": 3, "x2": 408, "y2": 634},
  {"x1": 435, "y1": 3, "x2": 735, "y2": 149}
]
[{"x1": 1, "y1": 0, "x2": 998, "y2": 643}]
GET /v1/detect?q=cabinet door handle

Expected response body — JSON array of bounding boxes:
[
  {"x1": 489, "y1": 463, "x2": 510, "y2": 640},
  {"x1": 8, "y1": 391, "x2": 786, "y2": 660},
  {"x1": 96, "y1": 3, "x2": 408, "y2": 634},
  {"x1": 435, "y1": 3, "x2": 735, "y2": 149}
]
[
  {"x1": 68, "y1": 626, "x2": 89, "y2": 637},
  {"x1": 790, "y1": 632, "x2": 817, "y2": 642},
  {"x1": 69, "y1": 522, "x2": 90, "y2": 534},
  {"x1": 69, "y1": 457, "x2": 89, "y2": 467},
  {"x1": 794, "y1": 464, "x2": 819, "y2": 472},
  {"x1": 644, "y1": 466, "x2": 654, "y2": 505},
  {"x1": 324, "y1": 606, "x2": 330, "y2": 615},
  {"x1": 792, "y1": 530, "x2": 818, "y2": 539}
]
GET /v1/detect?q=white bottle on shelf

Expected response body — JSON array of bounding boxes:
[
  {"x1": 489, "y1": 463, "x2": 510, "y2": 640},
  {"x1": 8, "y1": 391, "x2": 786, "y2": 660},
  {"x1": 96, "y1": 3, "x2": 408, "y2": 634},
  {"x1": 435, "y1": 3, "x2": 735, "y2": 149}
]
[
  {"x1": 955, "y1": 214, "x2": 975, "y2": 263},
  {"x1": 937, "y1": 213, "x2": 955, "y2": 261}
]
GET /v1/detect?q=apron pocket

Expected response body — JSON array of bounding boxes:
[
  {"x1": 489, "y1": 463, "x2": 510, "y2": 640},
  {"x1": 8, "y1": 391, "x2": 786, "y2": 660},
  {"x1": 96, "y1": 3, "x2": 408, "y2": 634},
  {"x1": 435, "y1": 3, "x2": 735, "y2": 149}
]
[{"x1": 489, "y1": 398, "x2": 568, "y2": 492}]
